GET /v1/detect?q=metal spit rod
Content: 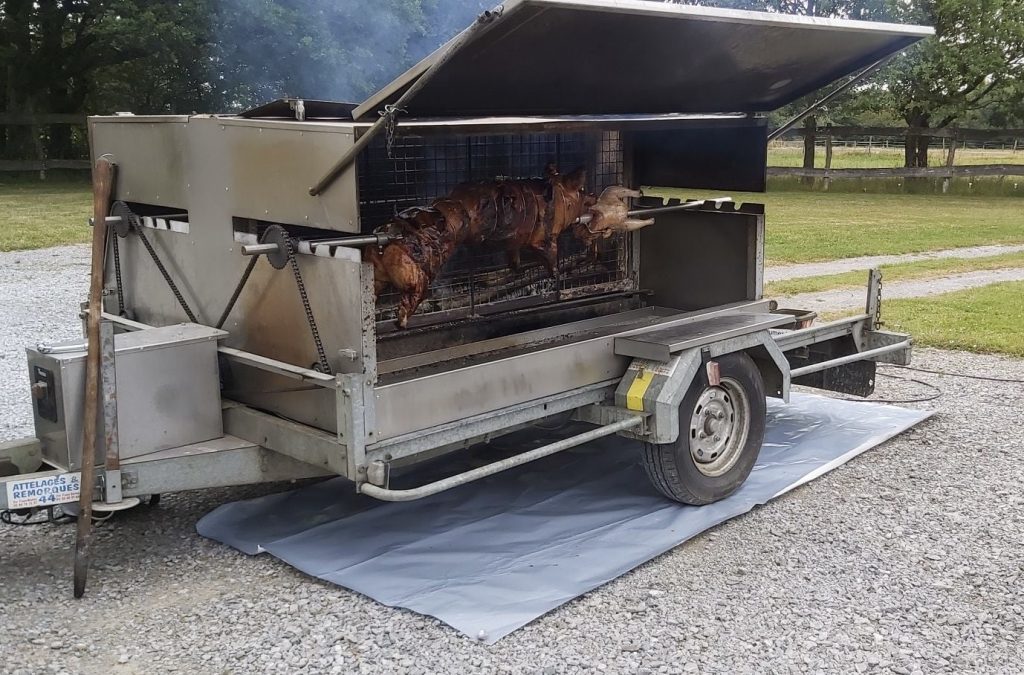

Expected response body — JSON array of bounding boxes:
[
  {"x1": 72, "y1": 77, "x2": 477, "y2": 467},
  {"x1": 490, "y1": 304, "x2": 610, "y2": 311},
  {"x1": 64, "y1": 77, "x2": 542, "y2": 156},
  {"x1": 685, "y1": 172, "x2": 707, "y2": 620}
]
[
  {"x1": 575, "y1": 197, "x2": 734, "y2": 226},
  {"x1": 240, "y1": 199, "x2": 731, "y2": 256},
  {"x1": 240, "y1": 233, "x2": 398, "y2": 256}
]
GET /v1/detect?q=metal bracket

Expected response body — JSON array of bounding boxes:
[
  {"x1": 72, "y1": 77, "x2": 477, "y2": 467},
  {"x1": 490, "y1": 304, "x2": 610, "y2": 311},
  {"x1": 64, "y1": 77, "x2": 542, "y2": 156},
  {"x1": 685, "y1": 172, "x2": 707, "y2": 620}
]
[
  {"x1": 99, "y1": 320, "x2": 123, "y2": 504},
  {"x1": 866, "y1": 268, "x2": 883, "y2": 330}
]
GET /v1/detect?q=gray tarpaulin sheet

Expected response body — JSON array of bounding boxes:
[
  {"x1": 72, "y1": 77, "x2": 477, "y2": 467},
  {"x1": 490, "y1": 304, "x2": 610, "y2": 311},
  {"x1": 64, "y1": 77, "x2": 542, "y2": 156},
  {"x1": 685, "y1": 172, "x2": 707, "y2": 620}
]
[{"x1": 198, "y1": 393, "x2": 930, "y2": 643}]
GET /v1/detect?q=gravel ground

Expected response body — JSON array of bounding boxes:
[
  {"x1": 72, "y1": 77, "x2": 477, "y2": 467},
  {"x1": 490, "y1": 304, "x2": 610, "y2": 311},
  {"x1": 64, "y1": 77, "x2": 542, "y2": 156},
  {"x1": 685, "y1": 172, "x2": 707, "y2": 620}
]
[
  {"x1": 783, "y1": 267, "x2": 1024, "y2": 314},
  {"x1": 0, "y1": 245, "x2": 88, "y2": 440},
  {"x1": 765, "y1": 243, "x2": 1024, "y2": 282},
  {"x1": 2, "y1": 246, "x2": 1023, "y2": 674}
]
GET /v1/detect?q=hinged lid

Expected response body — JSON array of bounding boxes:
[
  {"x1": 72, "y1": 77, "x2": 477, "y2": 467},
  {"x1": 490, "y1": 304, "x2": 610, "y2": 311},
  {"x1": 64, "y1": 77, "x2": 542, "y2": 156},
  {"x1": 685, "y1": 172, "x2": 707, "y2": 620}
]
[{"x1": 354, "y1": 0, "x2": 931, "y2": 120}]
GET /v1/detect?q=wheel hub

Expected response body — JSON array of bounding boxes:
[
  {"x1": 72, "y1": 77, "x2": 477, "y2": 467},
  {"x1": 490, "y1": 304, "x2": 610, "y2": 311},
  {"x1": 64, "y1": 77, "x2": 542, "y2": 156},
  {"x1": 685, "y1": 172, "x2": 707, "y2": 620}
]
[{"x1": 688, "y1": 378, "x2": 751, "y2": 477}]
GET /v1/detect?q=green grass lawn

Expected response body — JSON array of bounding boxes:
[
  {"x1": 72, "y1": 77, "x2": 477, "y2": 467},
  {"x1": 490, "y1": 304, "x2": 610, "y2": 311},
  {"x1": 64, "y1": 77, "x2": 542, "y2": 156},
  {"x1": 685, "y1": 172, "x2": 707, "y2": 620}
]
[
  {"x1": 650, "y1": 189, "x2": 1024, "y2": 264},
  {"x1": 0, "y1": 179, "x2": 92, "y2": 251},
  {"x1": 3, "y1": 179, "x2": 1023, "y2": 266},
  {"x1": 766, "y1": 251, "x2": 1024, "y2": 296},
  {"x1": 881, "y1": 282, "x2": 1024, "y2": 357},
  {"x1": 768, "y1": 144, "x2": 1024, "y2": 169}
]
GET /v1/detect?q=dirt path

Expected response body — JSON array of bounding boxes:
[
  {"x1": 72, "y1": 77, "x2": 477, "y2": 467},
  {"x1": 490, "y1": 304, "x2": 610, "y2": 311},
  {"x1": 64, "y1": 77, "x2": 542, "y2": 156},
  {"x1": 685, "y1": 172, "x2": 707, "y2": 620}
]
[
  {"x1": 766, "y1": 244, "x2": 1024, "y2": 282},
  {"x1": 780, "y1": 267, "x2": 1024, "y2": 313}
]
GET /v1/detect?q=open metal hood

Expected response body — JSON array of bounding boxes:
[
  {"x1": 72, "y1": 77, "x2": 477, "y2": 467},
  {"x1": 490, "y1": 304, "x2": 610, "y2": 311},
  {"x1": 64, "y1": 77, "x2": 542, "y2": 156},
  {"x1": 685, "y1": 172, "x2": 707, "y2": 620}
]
[{"x1": 353, "y1": 0, "x2": 931, "y2": 120}]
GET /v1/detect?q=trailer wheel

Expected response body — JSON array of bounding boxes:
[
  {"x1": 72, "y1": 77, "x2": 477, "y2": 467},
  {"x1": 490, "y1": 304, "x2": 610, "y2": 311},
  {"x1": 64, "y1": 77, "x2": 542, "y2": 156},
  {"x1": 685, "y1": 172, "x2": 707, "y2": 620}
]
[{"x1": 642, "y1": 352, "x2": 766, "y2": 505}]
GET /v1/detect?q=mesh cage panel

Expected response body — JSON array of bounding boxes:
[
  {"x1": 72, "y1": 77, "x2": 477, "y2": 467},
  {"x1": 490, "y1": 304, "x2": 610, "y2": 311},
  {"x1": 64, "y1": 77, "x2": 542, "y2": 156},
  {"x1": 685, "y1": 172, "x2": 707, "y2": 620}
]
[{"x1": 358, "y1": 130, "x2": 631, "y2": 325}]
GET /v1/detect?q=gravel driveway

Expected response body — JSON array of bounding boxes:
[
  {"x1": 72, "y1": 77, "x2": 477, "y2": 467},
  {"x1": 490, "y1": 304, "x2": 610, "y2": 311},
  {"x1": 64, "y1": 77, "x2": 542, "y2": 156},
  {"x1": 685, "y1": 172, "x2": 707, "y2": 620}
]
[{"x1": 1, "y1": 245, "x2": 1022, "y2": 674}]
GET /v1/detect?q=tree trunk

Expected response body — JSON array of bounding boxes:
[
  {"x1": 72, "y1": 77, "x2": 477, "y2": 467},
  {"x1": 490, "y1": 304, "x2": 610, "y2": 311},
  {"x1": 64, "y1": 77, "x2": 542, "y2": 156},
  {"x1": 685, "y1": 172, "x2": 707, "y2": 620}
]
[
  {"x1": 802, "y1": 115, "x2": 817, "y2": 186},
  {"x1": 904, "y1": 110, "x2": 931, "y2": 169}
]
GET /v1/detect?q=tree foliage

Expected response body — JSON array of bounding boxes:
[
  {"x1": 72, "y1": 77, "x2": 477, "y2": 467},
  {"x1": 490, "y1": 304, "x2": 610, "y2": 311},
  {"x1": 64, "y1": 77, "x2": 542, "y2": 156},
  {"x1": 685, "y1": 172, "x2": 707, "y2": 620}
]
[
  {"x1": 1, "y1": 0, "x2": 1021, "y2": 167},
  {"x1": 881, "y1": 0, "x2": 1024, "y2": 165}
]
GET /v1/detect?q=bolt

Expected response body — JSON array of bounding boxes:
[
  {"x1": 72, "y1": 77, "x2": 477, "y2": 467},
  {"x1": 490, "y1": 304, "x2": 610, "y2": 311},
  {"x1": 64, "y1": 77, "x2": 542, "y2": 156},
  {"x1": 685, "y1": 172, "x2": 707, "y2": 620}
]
[
  {"x1": 697, "y1": 450, "x2": 704, "y2": 457},
  {"x1": 714, "y1": 435, "x2": 721, "y2": 442},
  {"x1": 698, "y1": 431, "x2": 706, "y2": 439}
]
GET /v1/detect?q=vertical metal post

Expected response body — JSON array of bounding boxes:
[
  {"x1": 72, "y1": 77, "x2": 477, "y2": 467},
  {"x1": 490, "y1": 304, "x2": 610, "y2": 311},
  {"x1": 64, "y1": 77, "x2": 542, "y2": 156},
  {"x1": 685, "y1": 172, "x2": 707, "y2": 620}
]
[
  {"x1": 358, "y1": 261, "x2": 378, "y2": 443},
  {"x1": 338, "y1": 372, "x2": 367, "y2": 482},
  {"x1": 866, "y1": 268, "x2": 883, "y2": 330},
  {"x1": 100, "y1": 320, "x2": 122, "y2": 503}
]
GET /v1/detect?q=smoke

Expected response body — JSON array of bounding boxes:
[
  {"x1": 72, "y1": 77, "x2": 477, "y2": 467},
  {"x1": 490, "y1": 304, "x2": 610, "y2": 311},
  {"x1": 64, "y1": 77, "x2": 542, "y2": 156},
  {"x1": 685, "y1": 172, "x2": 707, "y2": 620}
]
[{"x1": 211, "y1": 0, "x2": 494, "y2": 109}]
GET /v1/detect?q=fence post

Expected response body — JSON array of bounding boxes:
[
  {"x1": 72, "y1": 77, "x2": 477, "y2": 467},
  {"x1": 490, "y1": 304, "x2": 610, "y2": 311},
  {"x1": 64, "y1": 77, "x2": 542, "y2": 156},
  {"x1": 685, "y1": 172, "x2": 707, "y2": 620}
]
[
  {"x1": 943, "y1": 129, "x2": 958, "y2": 194},
  {"x1": 824, "y1": 125, "x2": 833, "y2": 191},
  {"x1": 802, "y1": 116, "x2": 817, "y2": 186}
]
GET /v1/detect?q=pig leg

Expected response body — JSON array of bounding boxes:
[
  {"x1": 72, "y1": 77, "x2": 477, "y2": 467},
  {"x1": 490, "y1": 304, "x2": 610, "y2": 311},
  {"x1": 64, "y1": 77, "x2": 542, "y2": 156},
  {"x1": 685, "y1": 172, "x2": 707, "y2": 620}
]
[
  {"x1": 397, "y1": 286, "x2": 429, "y2": 329},
  {"x1": 621, "y1": 217, "x2": 655, "y2": 232},
  {"x1": 530, "y1": 239, "x2": 559, "y2": 277}
]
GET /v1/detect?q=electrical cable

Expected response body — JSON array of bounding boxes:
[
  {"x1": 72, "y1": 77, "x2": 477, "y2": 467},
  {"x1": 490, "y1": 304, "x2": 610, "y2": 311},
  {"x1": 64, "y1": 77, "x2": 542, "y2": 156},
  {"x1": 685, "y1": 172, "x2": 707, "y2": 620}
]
[
  {"x1": 1, "y1": 506, "x2": 75, "y2": 526},
  {"x1": 880, "y1": 363, "x2": 1024, "y2": 384},
  {"x1": 817, "y1": 370, "x2": 943, "y2": 405}
]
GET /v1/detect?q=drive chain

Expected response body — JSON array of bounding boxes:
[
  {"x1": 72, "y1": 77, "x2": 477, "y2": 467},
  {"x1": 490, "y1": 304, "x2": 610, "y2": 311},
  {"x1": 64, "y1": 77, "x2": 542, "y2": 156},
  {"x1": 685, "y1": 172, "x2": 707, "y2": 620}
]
[
  {"x1": 132, "y1": 220, "x2": 199, "y2": 323},
  {"x1": 285, "y1": 236, "x2": 332, "y2": 374}
]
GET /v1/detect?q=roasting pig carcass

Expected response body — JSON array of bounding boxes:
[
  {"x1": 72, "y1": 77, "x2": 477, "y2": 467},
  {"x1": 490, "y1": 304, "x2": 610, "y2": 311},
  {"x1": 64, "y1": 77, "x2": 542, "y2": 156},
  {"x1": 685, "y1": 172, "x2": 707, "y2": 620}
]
[
  {"x1": 575, "y1": 186, "x2": 655, "y2": 255},
  {"x1": 365, "y1": 205, "x2": 467, "y2": 328},
  {"x1": 367, "y1": 164, "x2": 649, "y2": 328}
]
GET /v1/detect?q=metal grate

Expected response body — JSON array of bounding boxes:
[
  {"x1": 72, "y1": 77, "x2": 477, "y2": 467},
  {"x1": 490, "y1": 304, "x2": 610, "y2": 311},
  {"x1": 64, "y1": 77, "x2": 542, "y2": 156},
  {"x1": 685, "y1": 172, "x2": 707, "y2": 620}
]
[{"x1": 358, "y1": 130, "x2": 632, "y2": 325}]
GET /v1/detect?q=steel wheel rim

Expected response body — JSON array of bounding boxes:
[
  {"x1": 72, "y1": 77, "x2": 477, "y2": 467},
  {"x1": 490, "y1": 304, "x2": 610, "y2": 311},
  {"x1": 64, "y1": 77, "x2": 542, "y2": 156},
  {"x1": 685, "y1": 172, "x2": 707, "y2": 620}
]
[{"x1": 688, "y1": 377, "x2": 751, "y2": 477}]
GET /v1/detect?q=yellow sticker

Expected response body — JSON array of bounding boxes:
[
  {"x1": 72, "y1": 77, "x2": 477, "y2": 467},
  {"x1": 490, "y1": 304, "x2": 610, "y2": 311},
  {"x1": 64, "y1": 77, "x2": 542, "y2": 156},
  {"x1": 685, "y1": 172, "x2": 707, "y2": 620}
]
[{"x1": 626, "y1": 368, "x2": 656, "y2": 411}]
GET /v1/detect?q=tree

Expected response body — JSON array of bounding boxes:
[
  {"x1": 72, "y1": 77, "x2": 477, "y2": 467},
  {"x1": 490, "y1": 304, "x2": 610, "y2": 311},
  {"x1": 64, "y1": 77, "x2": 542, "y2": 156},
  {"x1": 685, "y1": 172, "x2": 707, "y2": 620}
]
[
  {"x1": 0, "y1": 0, "x2": 213, "y2": 158},
  {"x1": 882, "y1": 0, "x2": 1024, "y2": 166}
]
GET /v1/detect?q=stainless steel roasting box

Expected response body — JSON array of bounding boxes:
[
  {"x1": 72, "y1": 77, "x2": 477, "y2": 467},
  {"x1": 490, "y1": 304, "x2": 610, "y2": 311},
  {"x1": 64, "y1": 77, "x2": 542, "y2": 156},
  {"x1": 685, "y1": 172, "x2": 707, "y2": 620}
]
[{"x1": 2, "y1": 0, "x2": 931, "y2": 511}]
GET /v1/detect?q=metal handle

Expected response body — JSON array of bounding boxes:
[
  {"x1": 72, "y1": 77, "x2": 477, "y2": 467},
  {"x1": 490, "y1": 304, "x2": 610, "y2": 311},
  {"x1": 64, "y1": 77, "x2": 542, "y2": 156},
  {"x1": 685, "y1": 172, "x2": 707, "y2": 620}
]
[
  {"x1": 789, "y1": 340, "x2": 912, "y2": 378},
  {"x1": 358, "y1": 415, "x2": 644, "y2": 502}
]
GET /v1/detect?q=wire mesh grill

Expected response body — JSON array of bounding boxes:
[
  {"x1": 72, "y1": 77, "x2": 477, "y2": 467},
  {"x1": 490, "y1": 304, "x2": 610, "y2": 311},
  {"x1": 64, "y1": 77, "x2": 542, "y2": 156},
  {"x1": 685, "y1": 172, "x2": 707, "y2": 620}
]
[{"x1": 358, "y1": 130, "x2": 632, "y2": 325}]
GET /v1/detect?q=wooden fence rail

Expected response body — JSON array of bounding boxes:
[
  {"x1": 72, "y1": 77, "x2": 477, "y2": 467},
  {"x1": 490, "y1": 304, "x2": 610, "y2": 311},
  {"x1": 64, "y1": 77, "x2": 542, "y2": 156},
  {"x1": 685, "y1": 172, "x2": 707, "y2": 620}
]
[
  {"x1": 0, "y1": 113, "x2": 88, "y2": 125},
  {"x1": 0, "y1": 159, "x2": 91, "y2": 171},
  {"x1": 1, "y1": 112, "x2": 89, "y2": 175},
  {"x1": 768, "y1": 164, "x2": 1024, "y2": 178},
  {"x1": 782, "y1": 126, "x2": 1024, "y2": 141}
]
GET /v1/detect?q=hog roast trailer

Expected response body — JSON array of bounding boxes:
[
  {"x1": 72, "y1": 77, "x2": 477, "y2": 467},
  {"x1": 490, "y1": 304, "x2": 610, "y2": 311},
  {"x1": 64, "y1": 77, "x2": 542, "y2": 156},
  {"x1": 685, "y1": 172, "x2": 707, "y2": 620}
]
[{"x1": 2, "y1": 3, "x2": 930, "y2": 521}]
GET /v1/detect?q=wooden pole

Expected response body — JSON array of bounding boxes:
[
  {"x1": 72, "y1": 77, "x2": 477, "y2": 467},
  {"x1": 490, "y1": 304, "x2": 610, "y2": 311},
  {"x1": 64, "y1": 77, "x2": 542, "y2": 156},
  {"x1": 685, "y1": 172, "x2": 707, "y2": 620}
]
[
  {"x1": 943, "y1": 130, "x2": 958, "y2": 194},
  {"x1": 73, "y1": 155, "x2": 116, "y2": 599},
  {"x1": 824, "y1": 125, "x2": 834, "y2": 191}
]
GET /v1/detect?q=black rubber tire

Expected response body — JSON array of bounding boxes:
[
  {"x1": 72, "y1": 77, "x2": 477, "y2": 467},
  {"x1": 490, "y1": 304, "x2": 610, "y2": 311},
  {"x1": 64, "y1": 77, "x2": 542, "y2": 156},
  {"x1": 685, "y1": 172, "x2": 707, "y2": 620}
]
[{"x1": 642, "y1": 352, "x2": 766, "y2": 505}]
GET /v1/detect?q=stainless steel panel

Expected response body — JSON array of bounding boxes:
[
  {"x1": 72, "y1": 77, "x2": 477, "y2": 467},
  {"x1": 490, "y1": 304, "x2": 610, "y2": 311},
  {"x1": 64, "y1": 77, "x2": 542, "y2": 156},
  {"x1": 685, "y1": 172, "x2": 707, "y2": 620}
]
[
  {"x1": 219, "y1": 118, "x2": 360, "y2": 231},
  {"x1": 379, "y1": 307, "x2": 677, "y2": 376},
  {"x1": 27, "y1": 324, "x2": 225, "y2": 470},
  {"x1": 354, "y1": 0, "x2": 931, "y2": 119},
  {"x1": 90, "y1": 116, "x2": 361, "y2": 232},
  {"x1": 89, "y1": 118, "x2": 190, "y2": 208},
  {"x1": 372, "y1": 302, "x2": 771, "y2": 440},
  {"x1": 637, "y1": 203, "x2": 764, "y2": 311},
  {"x1": 374, "y1": 333, "x2": 628, "y2": 440},
  {"x1": 615, "y1": 312, "x2": 796, "y2": 361}
]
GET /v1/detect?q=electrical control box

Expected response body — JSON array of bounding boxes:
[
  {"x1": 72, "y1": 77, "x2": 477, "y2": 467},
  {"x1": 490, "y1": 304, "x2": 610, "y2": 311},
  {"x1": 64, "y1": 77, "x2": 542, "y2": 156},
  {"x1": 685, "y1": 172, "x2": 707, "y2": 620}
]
[{"x1": 26, "y1": 323, "x2": 225, "y2": 471}]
